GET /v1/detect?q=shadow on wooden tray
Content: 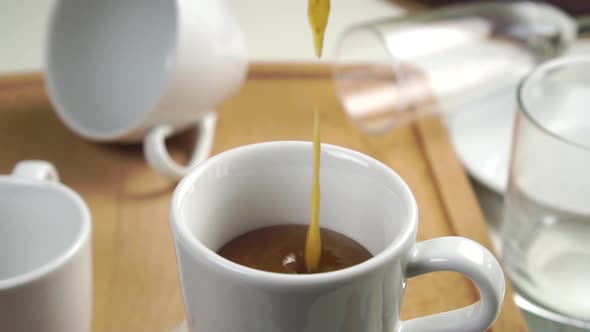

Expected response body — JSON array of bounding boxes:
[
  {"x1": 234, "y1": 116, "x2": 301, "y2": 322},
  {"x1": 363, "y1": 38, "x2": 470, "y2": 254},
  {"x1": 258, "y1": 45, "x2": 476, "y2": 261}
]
[{"x1": 0, "y1": 85, "x2": 195, "y2": 199}]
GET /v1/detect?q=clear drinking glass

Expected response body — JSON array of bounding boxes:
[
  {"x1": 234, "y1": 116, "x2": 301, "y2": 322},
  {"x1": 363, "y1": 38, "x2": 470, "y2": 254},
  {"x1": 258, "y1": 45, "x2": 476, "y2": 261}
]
[
  {"x1": 333, "y1": 1, "x2": 590, "y2": 133},
  {"x1": 502, "y1": 56, "x2": 590, "y2": 330}
]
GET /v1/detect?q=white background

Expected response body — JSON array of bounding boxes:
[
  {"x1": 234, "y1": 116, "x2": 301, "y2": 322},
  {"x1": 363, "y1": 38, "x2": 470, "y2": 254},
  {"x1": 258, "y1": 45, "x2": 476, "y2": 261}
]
[{"x1": 0, "y1": 0, "x2": 404, "y2": 74}]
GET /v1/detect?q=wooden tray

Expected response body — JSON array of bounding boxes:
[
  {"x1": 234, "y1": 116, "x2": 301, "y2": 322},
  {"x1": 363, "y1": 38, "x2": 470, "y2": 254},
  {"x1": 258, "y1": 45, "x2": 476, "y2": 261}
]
[{"x1": 0, "y1": 65, "x2": 527, "y2": 332}]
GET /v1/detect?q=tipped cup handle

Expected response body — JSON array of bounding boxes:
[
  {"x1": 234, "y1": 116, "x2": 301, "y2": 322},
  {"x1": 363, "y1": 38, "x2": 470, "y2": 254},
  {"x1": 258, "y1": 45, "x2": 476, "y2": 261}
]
[{"x1": 144, "y1": 112, "x2": 217, "y2": 180}]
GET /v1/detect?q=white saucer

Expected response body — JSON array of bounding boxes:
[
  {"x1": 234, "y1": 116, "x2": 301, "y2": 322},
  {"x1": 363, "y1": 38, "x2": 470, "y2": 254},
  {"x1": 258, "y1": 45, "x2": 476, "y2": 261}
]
[{"x1": 446, "y1": 39, "x2": 590, "y2": 194}]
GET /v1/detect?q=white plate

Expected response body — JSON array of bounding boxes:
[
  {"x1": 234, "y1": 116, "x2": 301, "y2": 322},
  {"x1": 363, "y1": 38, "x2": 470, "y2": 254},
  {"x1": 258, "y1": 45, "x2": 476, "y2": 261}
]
[{"x1": 446, "y1": 39, "x2": 590, "y2": 194}]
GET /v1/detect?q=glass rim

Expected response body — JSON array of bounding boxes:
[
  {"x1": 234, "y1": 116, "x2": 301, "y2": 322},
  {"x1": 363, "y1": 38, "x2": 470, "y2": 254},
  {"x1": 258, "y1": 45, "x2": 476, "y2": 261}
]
[
  {"x1": 516, "y1": 56, "x2": 590, "y2": 152},
  {"x1": 332, "y1": 24, "x2": 410, "y2": 134}
]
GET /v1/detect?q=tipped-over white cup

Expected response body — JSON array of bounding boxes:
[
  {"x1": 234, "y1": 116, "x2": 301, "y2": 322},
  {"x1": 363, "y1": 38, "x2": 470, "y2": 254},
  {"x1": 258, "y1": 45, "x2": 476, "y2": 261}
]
[{"x1": 45, "y1": 0, "x2": 247, "y2": 179}]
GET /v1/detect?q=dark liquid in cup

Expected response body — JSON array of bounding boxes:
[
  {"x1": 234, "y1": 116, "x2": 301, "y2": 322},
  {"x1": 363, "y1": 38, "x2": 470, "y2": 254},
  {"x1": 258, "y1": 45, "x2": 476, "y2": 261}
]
[{"x1": 217, "y1": 225, "x2": 372, "y2": 274}]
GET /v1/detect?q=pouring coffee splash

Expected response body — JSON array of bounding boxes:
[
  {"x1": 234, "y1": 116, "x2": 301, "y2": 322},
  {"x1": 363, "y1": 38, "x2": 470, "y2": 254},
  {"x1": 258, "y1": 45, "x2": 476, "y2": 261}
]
[
  {"x1": 304, "y1": 111, "x2": 322, "y2": 273},
  {"x1": 216, "y1": 113, "x2": 372, "y2": 274},
  {"x1": 305, "y1": 0, "x2": 330, "y2": 272},
  {"x1": 216, "y1": 0, "x2": 371, "y2": 274},
  {"x1": 308, "y1": 0, "x2": 330, "y2": 58}
]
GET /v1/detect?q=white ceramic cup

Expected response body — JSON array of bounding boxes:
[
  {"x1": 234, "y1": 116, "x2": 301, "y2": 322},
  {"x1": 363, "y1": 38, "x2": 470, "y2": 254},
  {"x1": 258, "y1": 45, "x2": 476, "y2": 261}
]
[
  {"x1": 170, "y1": 141, "x2": 505, "y2": 332},
  {"x1": 45, "y1": 0, "x2": 248, "y2": 179},
  {"x1": 0, "y1": 161, "x2": 92, "y2": 332}
]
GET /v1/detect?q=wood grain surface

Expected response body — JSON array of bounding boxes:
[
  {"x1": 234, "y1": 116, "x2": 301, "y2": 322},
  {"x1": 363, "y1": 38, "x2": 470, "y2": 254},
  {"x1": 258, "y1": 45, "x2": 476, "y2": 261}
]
[{"x1": 0, "y1": 65, "x2": 527, "y2": 332}]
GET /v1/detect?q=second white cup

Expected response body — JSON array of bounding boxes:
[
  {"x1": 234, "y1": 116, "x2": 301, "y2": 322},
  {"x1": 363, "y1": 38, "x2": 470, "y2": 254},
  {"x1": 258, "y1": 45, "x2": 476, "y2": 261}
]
[
  {"x1": 0, "y1": 161, "x2": 92, "y2": 332},
  {"x1": 45, "y1": 0, "x2": 248, "y2": 179}
]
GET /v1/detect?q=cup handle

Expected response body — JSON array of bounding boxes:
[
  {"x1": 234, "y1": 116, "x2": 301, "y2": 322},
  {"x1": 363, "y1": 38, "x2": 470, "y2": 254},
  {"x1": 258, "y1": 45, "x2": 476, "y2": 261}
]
[
  {"x1": 11, "y1": 160, "x2": 60, "y2": 182},
  {"x1": 144, "y1": 112, "x2": 217, "y2": 180},
  {"x1": 399, "y1": 237, "x2": 505, "y2": 332}
]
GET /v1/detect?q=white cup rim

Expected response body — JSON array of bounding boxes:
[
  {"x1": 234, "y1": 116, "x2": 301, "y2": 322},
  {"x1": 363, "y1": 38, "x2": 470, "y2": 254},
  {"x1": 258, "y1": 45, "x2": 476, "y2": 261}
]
[
  {"x1": 170, "y1": 141, "x2": 418, "y2": 287},
  {"x1": 0, "y1": 177, "x2": 91, "y2": 289}
]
